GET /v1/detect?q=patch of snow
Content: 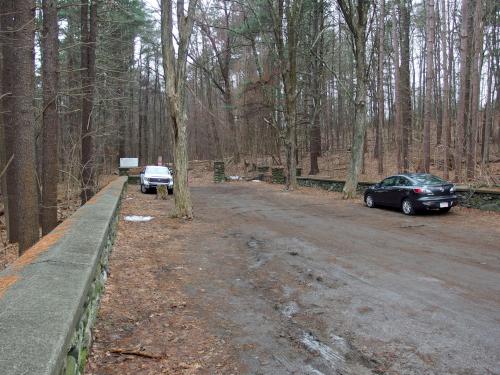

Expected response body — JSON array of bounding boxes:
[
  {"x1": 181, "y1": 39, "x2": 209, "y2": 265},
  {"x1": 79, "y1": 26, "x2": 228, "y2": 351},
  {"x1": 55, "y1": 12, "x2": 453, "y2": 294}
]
[
  {"x1": 304, "y1": 365, "x2": 326, "y2": 375},
  {"x1": 281, "y1": 301, "x2": 300, "y2": 318},
  {"x1": 124, "y1": 215, "x2": 153, "y2": 222},
  {"x1": 301, "y1": 332, "x2": 345, "y2": 369},
  {"x1": 228, "y1": 175, "x2": 241, "y2": 180},
  {"x1": 251, "y1": 179, "x2": 262, "y2": 182}
]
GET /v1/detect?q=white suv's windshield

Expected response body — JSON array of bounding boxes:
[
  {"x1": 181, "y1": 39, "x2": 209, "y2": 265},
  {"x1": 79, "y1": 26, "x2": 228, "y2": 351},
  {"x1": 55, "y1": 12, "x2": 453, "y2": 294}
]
[{"x1": 146, "y1": 166, "x2": 170, "y2": 175}]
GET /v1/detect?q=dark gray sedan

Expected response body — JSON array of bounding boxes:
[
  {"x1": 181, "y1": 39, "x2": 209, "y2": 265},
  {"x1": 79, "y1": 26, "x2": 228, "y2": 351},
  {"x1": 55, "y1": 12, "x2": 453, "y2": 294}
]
[{"x1": 364, "y1": 173, "x2": 458, "y2": 215}]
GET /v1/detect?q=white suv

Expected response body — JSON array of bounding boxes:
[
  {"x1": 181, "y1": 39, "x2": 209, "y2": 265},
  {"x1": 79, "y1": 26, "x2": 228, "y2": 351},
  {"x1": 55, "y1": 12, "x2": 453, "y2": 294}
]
[{"x1": 140, "y1": 166, "x2": 174, "y2": 194}]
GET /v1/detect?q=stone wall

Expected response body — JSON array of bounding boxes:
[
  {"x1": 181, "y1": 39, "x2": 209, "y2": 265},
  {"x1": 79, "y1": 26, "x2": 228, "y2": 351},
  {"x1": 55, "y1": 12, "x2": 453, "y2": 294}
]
[
  {"x1": 297, "y1": 177, "x2": 374, "y2": 194},
  {"x1": 455, "y1": 187, "x2": 500, "y2": 211},
  {"x1": 272, "y1": 167, "x2": 285, "y2": 184},
  {"x1": 213, "y1": 161, "x2": 225, "y2": 183},
  {"x1": 0, "y1": 176, "x2": 127, "y2": 375}
]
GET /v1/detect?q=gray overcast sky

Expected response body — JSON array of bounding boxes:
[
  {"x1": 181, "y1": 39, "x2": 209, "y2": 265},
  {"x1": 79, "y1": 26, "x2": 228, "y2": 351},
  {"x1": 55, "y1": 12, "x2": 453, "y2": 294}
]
[{"x1": 144, "y1": 0, "x2": 160, "y2": 16}]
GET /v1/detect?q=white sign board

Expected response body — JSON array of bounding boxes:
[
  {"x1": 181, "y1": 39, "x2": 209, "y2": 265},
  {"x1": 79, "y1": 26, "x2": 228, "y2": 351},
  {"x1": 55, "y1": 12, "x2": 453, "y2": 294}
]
[{"x1": 120, "y1": 158, "x2": 139, "y2": 168}]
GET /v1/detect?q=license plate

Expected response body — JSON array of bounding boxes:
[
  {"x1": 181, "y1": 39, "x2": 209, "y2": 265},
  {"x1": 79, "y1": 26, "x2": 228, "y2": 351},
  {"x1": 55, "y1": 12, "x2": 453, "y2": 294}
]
[{"x1": 440, "y1": 202, "x2": 449, "y2": 208}]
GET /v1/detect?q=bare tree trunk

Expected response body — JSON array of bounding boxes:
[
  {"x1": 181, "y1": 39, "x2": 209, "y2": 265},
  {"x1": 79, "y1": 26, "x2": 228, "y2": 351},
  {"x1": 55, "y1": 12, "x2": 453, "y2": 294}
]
[
  {"x1": 270, "y1": 0, "x2": 303, "y2": 190},
  {"x1": 392, "y1": 3, "x2": 402, "y2": 173},
  {"x1": 3, "y1": 0, "x2": 40, "y2": 252},
  {"x1": 309, "y1": 0, "x2": 323, "y2": 176},
  {"x1": 467, "y1": 0, "x2": 483, "y2": 179},
  {"x1": 338, "y1": 0, "x2": 371, "y2": 198},
  {"x1": 80, "y1": 0, "x2": 98, "y2": 204},
  {"x1": 206, "y1": 76, "x2": 223, "y2": 160},
  {"x1": 143, "y1": 54, "x2": 150, "y2": 164},
  {"x1": 200, "y1": 2, "x2": 240, "y2": 163},
  {"x1": 435, "y1": 0, "x2": 443, "y2": 146},
  {"x1": 117, "y1": 42, "x2": 134, "y2": 161},
  {"x1": 481, "y1": 47, "x2": 493, "y2": 166},
  {"x1": 137, "y1": 47, "x2": 144, "y2": 163},
  {"x1": 376, "y1": 0, "x2": 385, "y2": 175},
  {"x1": 0, "y1": 0, "x2": 16, "y2": 243},
  {"x1": 0, "y1": 4, "x2": 10, "y2": 240},
  {"x1": 440, "y1": 0, "x2": 451, "y2": 180},
  {"x1": 41, "y1": 0, "x2": 60, "y2": 235},
  {"x1": 454, "y1": 0, "x2": 472, "y2": 181},
  {"x1": 161, "y1": 0, "x2": 197, "y2": 218},
  {"x1": 399, "y1": 0, "x2": 411, "y2": 172},
  {"x1": 424, "y1": 0, "x2": 436, "y2": 173}
]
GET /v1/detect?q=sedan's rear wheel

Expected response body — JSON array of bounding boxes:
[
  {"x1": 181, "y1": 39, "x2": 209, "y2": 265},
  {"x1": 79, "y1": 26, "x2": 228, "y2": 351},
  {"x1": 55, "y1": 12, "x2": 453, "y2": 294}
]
[
  {"x1": 365, "y1": 194, "x2": 375, "y2": 208},
  {"x1": 401, "y1": 198, "x2": 415, "y2": 215}
]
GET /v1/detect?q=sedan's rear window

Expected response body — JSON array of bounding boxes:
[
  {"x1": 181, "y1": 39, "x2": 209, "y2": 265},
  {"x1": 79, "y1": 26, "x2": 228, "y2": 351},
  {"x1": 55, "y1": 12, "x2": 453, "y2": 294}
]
[
  {"x1": 146, "y1": 166, "x2": 169, "y2": 174},
  {"x1": 411, "y1": 174, "x2": 446, "y2": 185}
]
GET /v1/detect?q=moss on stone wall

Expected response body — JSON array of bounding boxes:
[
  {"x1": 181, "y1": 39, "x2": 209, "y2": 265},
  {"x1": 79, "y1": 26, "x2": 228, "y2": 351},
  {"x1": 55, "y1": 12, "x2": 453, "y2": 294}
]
[
  {"x1": 214, "y1": 161, "x2": 225, "y2": 183},
  {"x1": 272, "y1": 167, "x2": 285, "y2": 184}
]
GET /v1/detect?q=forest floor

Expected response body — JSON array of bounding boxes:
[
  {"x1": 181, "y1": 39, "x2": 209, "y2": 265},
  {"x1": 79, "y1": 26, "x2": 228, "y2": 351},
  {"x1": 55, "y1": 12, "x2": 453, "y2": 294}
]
[
  {"x1": 86, "y1": 180, "x2": 500, "y2": 375},
  {"x1": 238, "y1": 141, "x2": 500, "y2": 187}
]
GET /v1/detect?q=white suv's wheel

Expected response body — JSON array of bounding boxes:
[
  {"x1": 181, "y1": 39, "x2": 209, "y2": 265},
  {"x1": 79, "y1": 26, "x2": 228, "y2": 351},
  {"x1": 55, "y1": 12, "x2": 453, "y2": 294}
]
[
  {"x1": 402, "y1": 199, "x2": 415, "y2": 215},
  {"x1": 365, "y1": 194, "x2": 375, "y2": 208},
  {"x1": 140, "y1": 184, "x2": 147, "y2": 193}
]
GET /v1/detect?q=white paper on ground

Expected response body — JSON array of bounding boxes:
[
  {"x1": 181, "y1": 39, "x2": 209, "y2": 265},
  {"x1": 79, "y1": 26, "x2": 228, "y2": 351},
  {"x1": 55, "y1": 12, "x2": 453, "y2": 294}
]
[{"x1": 124, "y1": 215, "x2": 153, "y2": 222}]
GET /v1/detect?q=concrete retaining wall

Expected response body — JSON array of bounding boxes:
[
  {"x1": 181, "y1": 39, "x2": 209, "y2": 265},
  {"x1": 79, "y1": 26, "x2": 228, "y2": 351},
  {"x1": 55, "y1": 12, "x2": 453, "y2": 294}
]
[
  {"x1": 0, "y1": 176, "x2": 127, "y2": 375},
  {"x1": 297, "y1": 176, "x2": 500, "y2": 211}
]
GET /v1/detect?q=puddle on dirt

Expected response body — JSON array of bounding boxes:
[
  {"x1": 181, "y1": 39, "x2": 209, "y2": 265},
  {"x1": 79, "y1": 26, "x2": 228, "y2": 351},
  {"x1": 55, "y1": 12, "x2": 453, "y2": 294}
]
[
  {"x1": 282, "y1": 285, "x2": 295, "y2": 298},
  {"x1": 247, "y1": 238, "x2": 265, "y2": 249},
  {"x1": 228, "y1": 230, "x2": 243, "y2": 238},
  {"x1": 246, "y1": 236, "x2": 272, "y2": 269}
]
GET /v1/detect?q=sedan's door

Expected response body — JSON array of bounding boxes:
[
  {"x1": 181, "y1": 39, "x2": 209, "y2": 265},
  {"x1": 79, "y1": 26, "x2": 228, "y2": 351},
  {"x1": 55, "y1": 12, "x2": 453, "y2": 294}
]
[
  {"x1": 386, "y1": 176, "x2": 411, "y2": 207},
  {"x1": 377, "y1": 177, "x2": 397, "y2": 205}
]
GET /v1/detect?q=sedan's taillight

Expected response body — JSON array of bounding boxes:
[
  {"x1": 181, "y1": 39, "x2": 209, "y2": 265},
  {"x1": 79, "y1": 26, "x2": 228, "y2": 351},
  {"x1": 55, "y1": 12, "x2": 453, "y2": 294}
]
[{"x1": 413, "y1": 187, "x2": 432, "y2": 194}]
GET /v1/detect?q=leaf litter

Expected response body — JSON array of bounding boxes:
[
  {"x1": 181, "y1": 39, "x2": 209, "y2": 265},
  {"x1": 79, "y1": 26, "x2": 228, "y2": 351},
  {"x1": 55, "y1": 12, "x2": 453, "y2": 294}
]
[{"x1": 85, "y1": 186, "x2": 240, "y2": 374}]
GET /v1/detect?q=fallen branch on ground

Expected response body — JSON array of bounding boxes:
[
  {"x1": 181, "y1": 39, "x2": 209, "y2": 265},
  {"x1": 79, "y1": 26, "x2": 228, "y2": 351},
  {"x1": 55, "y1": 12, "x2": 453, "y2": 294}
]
[{"x1": 109, "y1": 348, "x2": 163, "y2": 359}]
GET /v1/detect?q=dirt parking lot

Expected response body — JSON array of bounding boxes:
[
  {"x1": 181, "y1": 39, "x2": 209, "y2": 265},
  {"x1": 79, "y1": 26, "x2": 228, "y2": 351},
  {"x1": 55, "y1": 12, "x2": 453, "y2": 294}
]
[{"x1": 86, "y1": 181, "x2": 500, "y2": 375}]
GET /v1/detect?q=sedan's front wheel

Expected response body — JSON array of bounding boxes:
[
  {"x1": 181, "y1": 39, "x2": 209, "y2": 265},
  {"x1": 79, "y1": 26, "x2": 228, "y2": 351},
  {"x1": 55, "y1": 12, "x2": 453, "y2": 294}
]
[
  {"x1": 365, "y1": 194, "x2": 375, "y2": 208},
  {"x1": 401, "y1": 198, "x2": 415, "y2": 215}
]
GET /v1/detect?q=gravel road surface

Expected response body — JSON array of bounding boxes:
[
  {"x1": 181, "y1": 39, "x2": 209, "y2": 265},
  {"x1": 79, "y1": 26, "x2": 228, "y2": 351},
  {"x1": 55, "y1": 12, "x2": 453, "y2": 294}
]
[{"x1": 87, "y1": 182, "x2": 500, "y2": 375}]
